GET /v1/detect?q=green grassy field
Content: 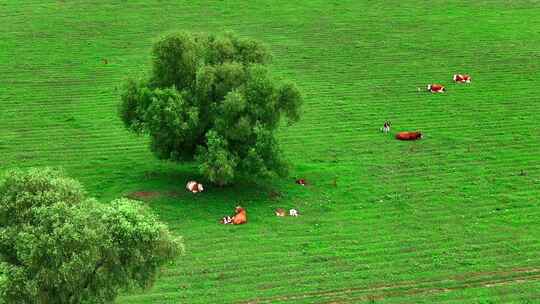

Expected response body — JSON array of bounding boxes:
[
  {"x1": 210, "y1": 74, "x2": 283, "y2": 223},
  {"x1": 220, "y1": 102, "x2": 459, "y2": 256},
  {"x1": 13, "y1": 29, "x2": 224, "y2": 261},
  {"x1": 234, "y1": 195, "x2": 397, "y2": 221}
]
[{"x1": 2, "y1": 1, "x2": 540, "y2": 303}]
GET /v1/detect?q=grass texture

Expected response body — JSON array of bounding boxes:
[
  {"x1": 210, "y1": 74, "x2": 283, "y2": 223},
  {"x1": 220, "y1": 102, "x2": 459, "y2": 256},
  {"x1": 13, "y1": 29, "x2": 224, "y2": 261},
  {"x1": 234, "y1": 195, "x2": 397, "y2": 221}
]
[{"x1": 1, "y1": 1, "x2": 539, "y2": 303}]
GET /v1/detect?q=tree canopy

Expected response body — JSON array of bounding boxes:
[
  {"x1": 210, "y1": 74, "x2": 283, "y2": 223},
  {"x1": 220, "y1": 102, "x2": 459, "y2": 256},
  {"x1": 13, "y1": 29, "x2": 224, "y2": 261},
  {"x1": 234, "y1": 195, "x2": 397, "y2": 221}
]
[
  {"x1": 119, "y1": 31, "x2": 303, "y2": 185},
  {"x1": 0, "y1": 168, "x2": 182, "y2": 304}
]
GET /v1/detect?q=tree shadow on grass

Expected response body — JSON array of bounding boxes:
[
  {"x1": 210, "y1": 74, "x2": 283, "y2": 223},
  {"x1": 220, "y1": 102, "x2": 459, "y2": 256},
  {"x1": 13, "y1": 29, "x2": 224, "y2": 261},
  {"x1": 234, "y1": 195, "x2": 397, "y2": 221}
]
[{"x1": 119, "y1": 165, "x2": 288, "y2": 227}]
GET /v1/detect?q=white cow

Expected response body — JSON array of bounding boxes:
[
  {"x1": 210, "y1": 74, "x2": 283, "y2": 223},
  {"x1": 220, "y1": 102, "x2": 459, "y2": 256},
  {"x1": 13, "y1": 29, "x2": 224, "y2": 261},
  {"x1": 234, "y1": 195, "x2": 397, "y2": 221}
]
[{"x1": 289, "y1": 209, "x2": 299, "y2": 217}]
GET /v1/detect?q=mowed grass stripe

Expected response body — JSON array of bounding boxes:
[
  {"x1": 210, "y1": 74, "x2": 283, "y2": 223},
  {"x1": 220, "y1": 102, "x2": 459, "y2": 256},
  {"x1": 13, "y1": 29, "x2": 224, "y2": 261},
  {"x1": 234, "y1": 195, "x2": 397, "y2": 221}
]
[
  {"x1": 2, "y1": 146, "x2": 537, "y2": 174},
  {"x1": 2, "y1": 125, "x2": 538, "y2": 152},
  {"x1": 4, "y1": 100, "x2": 539, "y2": 122},
  {"x1": 176, "y1": 218, "x2": 539, "y2": 256},
  {"x1": 2, "y1": 140, "x2": 538, "y2": 164},
  {"x1": 290, "y1": 278, "x2": 540, "y2": 304},
  {"x1": 128, "y1": 263, "x2": 540, "y2": 304},
  {"x1": 237, "y1": 273, "x2": 540, "y2": 304},
  {"x1": 329, "y1": 276, "x2": 540, "y2": 304},
  {"x1": 3, "y1": 123, "x2": 537, "y2": 155},
  {"x1": 160, "y1": 252, "x2": 540, "y2": 298},
  {"x1": 161, "y1": 240, "x2": 540, "y2": 284}
]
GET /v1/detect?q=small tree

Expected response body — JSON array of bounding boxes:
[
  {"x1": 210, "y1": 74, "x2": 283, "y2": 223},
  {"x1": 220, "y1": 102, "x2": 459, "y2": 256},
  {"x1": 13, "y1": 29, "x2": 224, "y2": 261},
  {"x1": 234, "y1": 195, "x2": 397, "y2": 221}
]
[
  {"x1": 0, "y1": 168, "x2": 182, "y2": 304},
  {"x1": 119, "y1": 31, "x2": 303, "y2": 185}
]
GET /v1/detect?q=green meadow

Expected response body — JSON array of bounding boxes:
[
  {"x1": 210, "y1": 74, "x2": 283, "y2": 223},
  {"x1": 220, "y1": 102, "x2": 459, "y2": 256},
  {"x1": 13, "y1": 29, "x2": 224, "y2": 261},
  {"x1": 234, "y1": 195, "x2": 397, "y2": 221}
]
[{"x1": 1, "y1": 1, "x2": 540, "y2": 303}]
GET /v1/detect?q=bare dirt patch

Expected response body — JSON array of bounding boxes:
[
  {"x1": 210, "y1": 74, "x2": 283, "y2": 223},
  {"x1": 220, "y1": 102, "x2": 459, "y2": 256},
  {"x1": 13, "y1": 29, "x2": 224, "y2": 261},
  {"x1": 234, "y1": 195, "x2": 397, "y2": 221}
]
[
  {"x1": 125, "y1": 190, "x2": 184, "y2": 201},
  {"x1": 125, "y1": 191, "x2": 162, "y2": 201}
]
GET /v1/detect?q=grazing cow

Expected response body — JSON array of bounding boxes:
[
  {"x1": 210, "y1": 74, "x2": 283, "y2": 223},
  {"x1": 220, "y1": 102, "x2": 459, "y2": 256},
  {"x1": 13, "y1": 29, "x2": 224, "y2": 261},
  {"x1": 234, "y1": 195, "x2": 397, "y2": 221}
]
[
  {"x1": 289, "y1": 209, "x2": 299, "y2": 217},
  {"x1": 296, "y1": 178, "x2": 308, "y2": 186},
  {"x1": 232, "y1": 206, "x2": 247, "y2": 225},
  {"x1": 186, "y1": 181, "x2": 204, "y2": 193},
  {"x1": 380, "y1": 121, "x2": 391, "y2": 133},
  {"x1": 275, "y1": 208, "x2": 286, "y2": 217},
  {"x1": 453, "y1": 74, "x2": 471, "y2": 83},
  {"x1": 395, "y1": 131, "x2": 423, "y2": 141},
  {"x1": 427, "y1": 84, "x2": 446, "y2": 93}
]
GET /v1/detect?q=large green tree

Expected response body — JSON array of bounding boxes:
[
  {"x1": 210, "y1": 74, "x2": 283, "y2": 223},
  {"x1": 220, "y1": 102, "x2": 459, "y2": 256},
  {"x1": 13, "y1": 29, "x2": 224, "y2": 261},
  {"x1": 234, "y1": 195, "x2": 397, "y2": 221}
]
[
  {"x1": 119, "y1": 31, "x2": 303, "y2": 185},
  {"x1": 0, "y1": 168, "x2": 182, "y2": 304}
]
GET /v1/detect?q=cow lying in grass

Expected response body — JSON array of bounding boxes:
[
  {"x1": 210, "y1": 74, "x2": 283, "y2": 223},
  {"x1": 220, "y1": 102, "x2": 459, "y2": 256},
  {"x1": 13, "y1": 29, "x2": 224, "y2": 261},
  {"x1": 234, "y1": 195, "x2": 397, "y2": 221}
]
[
  {"x1": 186, "y1": 181, "x2": 204, "y2": 193},
  {"x1": 232, "y1": 206, "x2": 247, "y2": 225},
  {"x1": 453, "y1": 74, "x2": 471, "y2": 83},
  {"x1": 396, "y1": 131, "x2": 423, "y2": 141},
  {"x1": 221, "y1": 216, "x2": 233, "y2": 224},
  {"x1": 380, "y1": 121, "x2": 391, "y2": 133},
  {"x1": 275, "y1": 208, "x2": 300, "y2": 217},
  {"x1": 275, "y1": 208, "x2": 286, "y2": 217},
  {"x1": 427, "y1": 84, "x2": 446, "y2": 93},
  {"x1": 221, "y1": 206, "x2": 247, "y2": 225},
  {"x1": 296, "y1": 178, "x2": 308, "y2": 186}
]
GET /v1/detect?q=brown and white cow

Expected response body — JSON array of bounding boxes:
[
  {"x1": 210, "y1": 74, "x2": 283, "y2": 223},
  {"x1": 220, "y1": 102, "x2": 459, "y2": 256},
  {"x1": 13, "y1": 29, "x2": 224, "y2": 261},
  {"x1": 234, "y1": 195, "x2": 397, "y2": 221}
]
[
  {"x1": 275, "y1": 208, "x2": 286, "y2": 217},
  {"x1": 395, "y1": 131, "x2": 423, "y2": 141},
  {"x1": 453, "y1": 74, "x2": 471, "y2": 83},
  {"x1": 427, "y1": 84, "x2": 446, "y2": 93},
  {"x1": 186, "y1": 181, "x2": 204, "y2": 193},
  {"x1": 220, "y1": 216, "x2": 233, "y2": 224},
  {"x1": 296, "y1": 178, "x2": 308, "y2": 186}
]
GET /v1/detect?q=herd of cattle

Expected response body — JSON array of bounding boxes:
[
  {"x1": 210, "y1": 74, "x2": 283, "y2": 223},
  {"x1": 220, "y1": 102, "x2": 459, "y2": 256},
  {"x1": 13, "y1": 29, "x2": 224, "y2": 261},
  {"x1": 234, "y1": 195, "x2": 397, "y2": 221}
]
[
  {"x1": 183, "y1": 74, "x2": 472, "y2": 225},
  {"x1": 186, "y1": 178, "x2": 303, "y2": 225},
  {"x1": 391, "y1": 73, "x2": 472, "y2": 141},
  {"x1": 186, "y1": 181, "x2": 246, "y2": 224}
]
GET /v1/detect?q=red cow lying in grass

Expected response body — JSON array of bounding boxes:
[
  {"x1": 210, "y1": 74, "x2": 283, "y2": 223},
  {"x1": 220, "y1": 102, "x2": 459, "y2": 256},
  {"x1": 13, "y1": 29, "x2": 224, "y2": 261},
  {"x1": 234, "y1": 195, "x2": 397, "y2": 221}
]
[
  {"x1": 396, "y1": 131, "x2": 423, "y2": 141},
  {"x1": 453, "y1": 74, "x2": 471, "y2": 83},
  {"x1": 232, "y1": 206, "x2": 247, "y2": 225},
  {"x1": 427, "y1": 84, "x2": 446, "y2": 93}
]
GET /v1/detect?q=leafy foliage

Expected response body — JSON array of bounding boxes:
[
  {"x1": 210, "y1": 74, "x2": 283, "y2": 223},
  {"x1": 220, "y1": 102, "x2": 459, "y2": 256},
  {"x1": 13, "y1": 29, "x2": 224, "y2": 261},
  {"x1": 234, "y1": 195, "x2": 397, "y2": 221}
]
[
  {"x1": 0, "y1": 168, "x2": 182, "y2": 304},
  {"x1": 119, "y1": 31, "x2": 303, "y2": 185}
]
